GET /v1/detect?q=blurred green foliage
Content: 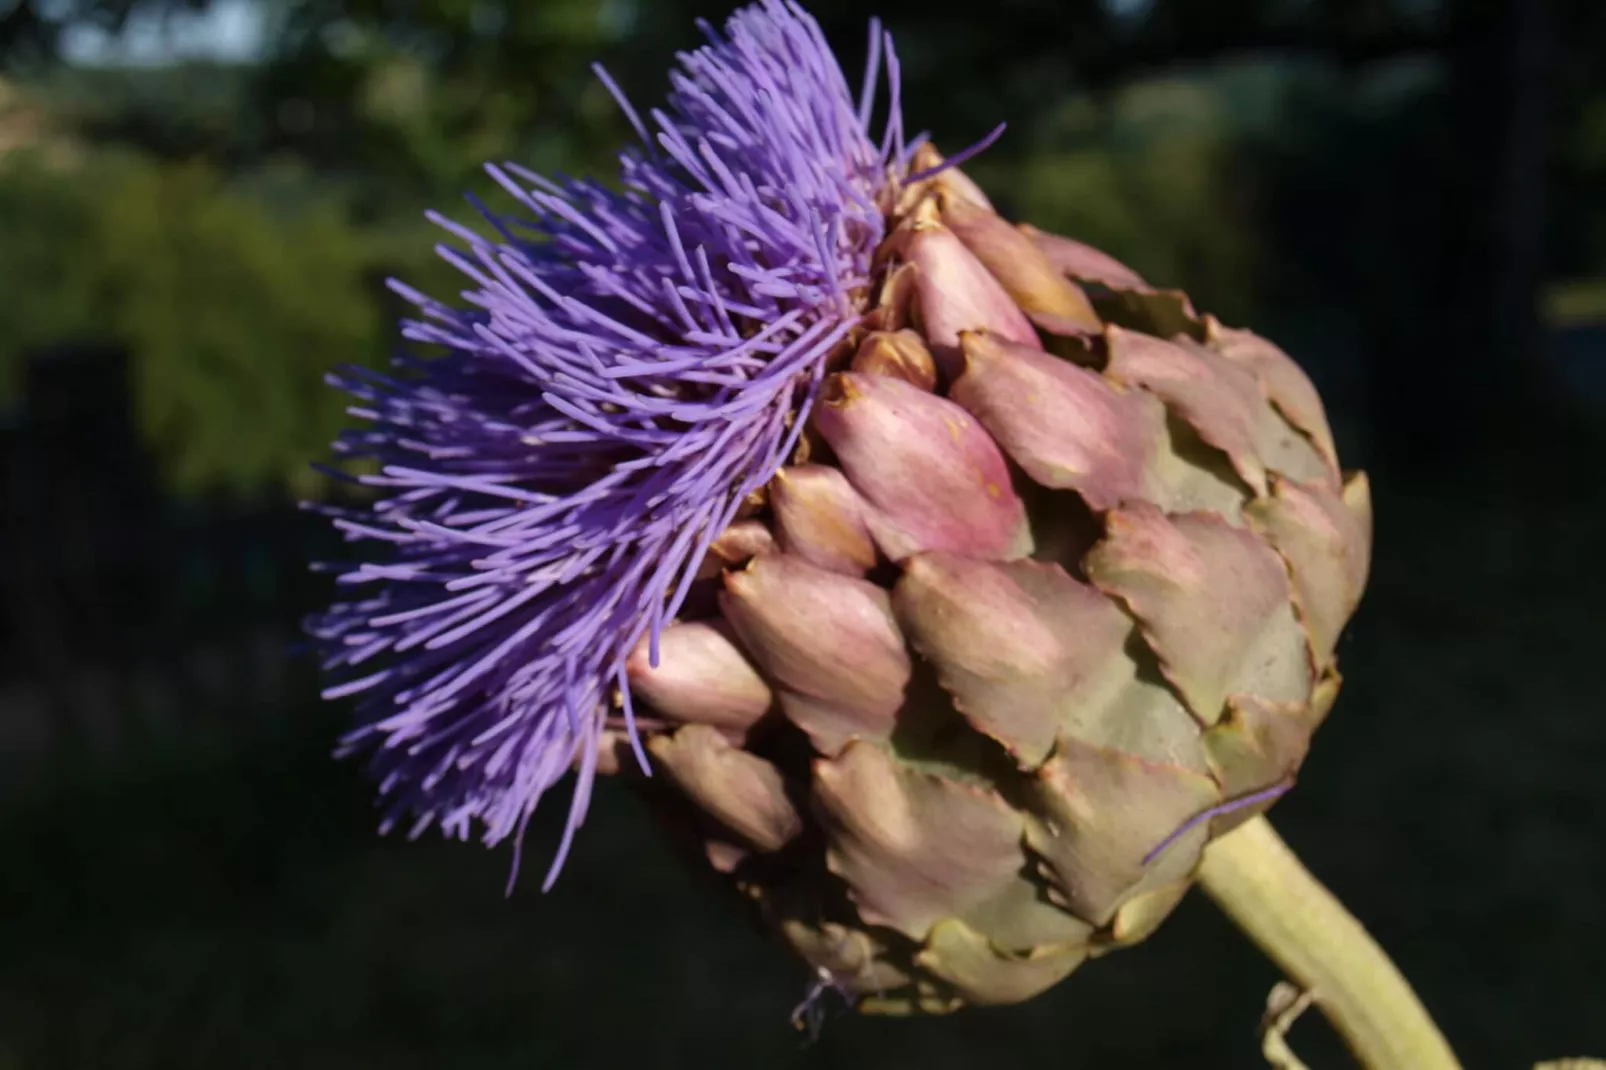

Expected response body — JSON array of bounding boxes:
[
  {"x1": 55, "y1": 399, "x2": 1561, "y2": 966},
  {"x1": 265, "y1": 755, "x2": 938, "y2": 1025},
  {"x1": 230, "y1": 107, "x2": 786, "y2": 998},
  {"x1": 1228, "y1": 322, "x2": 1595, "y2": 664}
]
[
  {"x1": 978, "y1": 72, "x2": 1273, "y2": 324},
  {"x1": 97, "y1": 157, "x2": 377, "y2": 496},
  {"x1": 0, "y1": 149, "x2": 391, "y2": 495}
]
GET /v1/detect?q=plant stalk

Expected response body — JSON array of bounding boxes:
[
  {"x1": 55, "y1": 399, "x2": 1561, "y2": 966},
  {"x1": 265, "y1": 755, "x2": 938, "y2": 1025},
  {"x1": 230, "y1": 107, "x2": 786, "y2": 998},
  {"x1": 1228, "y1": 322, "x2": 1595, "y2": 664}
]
[{"x1": 1196, "y1": 816, "x2": 1461, "y2": 1070}]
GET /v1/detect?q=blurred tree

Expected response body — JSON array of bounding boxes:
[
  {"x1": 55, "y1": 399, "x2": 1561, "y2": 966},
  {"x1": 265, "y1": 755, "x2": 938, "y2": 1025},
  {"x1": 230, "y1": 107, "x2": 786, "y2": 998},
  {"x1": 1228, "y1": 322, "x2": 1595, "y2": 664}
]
[
  {"x1": 0, "y1": 147, "x2": 389, "y2": 495},
  {"x1": 96, "y1": 154, "x2": 382, "y2": 496}
]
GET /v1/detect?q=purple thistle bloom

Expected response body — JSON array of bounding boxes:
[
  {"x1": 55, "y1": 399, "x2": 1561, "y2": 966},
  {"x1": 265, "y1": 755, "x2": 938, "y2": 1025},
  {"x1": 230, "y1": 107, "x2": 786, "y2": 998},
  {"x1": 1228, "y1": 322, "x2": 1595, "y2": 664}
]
[{"x1": 308, "y1": 0, "x2": 911, "y2": 889}]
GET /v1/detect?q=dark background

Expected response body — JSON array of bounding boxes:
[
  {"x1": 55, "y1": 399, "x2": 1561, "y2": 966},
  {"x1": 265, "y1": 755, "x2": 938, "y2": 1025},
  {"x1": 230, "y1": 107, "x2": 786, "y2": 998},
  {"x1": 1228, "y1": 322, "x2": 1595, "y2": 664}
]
[{"x1": 1, "y1": 0, "x2": 1602, "y2": 1067}]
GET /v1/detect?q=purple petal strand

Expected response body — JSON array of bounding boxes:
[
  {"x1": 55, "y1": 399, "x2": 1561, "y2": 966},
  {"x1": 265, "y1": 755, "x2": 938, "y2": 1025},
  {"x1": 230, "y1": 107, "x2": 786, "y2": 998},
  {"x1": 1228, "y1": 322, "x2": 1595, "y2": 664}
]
[{"x1": 308, "y1": 0, "x2": 905, "y2": 887}]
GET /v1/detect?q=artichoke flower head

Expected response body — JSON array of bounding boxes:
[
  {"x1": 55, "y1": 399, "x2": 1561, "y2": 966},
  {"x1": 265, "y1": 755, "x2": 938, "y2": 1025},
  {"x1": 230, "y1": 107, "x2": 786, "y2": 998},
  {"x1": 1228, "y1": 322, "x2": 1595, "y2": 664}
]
[{"x1": 310, "y1": 0, "x2": 1371, "y2": 1016}]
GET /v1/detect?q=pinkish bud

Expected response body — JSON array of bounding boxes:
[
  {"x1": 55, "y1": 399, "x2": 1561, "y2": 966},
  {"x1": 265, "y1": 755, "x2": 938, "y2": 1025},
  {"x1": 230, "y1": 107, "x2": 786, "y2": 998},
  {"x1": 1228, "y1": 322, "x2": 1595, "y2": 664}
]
[
  {"x1": 894, "y1": 553, "x2": 1136, "y2": 767},
  {"x1": 1204, "y1": 316, "x2": 1339, "y2": 475},
  {"x1": 647, "y1": 724, "x2": 803, "y2": 853},
  {"x1": 811, "y1": 739, "x2": 1026, "y2": 941},
  {"x1": 694, "y1": 519, "x2": 777, "y2": 579},
  {"x1": 1018, "y1": 223, "x2": 1148, "y2": 290},
  {"x1": 900, "y1": 221, "x2": 1040, "y2": 379},
  {"x1": 951, "y1": 331, "x2": 1161, "y2": 511},
  {"x1": 938, "y1": 194, "x2": 1102, "y2": 331},
  {"x1": 1085, "y1": 502, "x2": 1310, "y2": 723},
  {"x1": 1103, "y1": 325, "x2": 1271, "y2": 496},
  {"x1": 851, "y1": 329, "x2": 938, "y2": 391},
  {"x1": 868, "y1": 261, "x2": 918, "y2": 333},
  {"x1": 769, "y1": 464, "x2": 879, "y2": 575},
  {"x1": 626, "y1": 620, "x2": 773, "y2": 733},
  {"x1": 935, "y1": 166, "x2": 993, "y2": 212},
  {"x1": 892, "y1": 143, "x2": 995, "y2": 216},
  {"x1": 914, "y1": 144, "x2": 995, "y2": 210},
  {"x1": 719, "y1": 553, "x2": 911, "y2": 755},
  {"x1": 812, "y1": 372, "x2": 1033, "y2": 561}
]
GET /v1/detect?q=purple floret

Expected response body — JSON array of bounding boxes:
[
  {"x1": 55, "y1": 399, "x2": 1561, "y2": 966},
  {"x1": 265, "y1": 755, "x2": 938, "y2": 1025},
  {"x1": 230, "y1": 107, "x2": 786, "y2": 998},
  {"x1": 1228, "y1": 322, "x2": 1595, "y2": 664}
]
[{"x1": 307, "y1": 0, "x2": 910, "y2": 888}]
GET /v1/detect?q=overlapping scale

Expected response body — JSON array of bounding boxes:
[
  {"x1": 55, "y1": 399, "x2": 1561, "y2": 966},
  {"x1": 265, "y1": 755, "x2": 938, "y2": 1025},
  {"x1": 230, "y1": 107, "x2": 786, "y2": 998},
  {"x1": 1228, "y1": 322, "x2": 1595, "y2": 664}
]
[{"x1": 608, "y1": 160, "x2": 1363, "y2": 1015}]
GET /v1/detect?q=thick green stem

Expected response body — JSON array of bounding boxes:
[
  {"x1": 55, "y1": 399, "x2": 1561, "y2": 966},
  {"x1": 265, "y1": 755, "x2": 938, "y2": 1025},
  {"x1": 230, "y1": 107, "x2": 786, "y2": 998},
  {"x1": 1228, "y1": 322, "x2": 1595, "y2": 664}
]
[{"x1": 1196, "y1": 816, "x2": 1461, "y2": 1070}]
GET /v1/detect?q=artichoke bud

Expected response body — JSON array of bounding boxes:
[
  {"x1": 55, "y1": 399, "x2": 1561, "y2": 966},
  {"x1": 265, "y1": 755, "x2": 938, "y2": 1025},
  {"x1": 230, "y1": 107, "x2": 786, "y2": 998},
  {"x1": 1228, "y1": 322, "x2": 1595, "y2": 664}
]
[
  {"x1": 937, "y1": 192, "x2": 1103, "y2": 331},
  {"x1": 1205, "y1": 316, "x2": 1341, "y2": 474},
  {"x1": 626, "y1": 621, "x2": 774, "y2": 737},
  {"x1": 812, "y1": 372, "x2": 1033, "y2": 561},
  {"x1": 866, "y1": 261, "x2": 919, "y2": 333},
  {"x1": 694, "y1": 518, "x2": 776, "y2": 579},
  {"x1": 316, "y1": 2, "x2": 1371, "y2": 1019},
  {"x1": 719, "y1": 553, "x2": 911, "y2": 756},
  {"x1": 952, "y1": 329, "x2": 1164, "y2": 510},
  {"x1": 633, "y1": 128, "x2": 1367, "y2": 1011},
  {"x1": 895, "y1": 218, "x2": 1040, "y2": 379},
  {"x1": 895, "y1": 142, "x2": 995, "y2": 214},
  {"x1": 647, "y1": 724, "x2": 803, "y2": 854},
  {"x1": 769, "y1": 464, "x2": 879, "y2": 576},
  {"x1": 851, "y1": 329, "x2": 938, "y2": 391}
]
